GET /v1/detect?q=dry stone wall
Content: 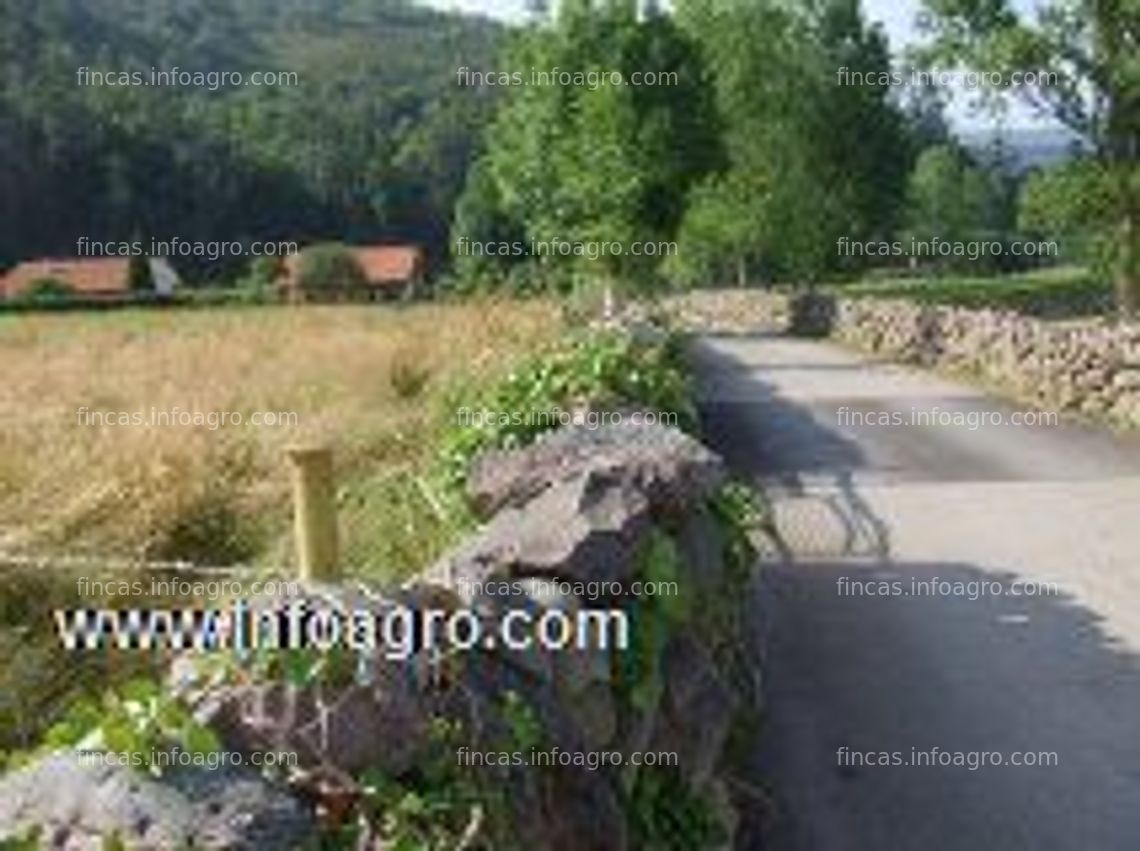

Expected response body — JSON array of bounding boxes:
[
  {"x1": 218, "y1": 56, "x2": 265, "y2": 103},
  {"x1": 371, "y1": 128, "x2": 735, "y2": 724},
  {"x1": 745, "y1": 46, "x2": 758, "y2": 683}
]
[
  {"x1": 666, "y1": 289, "x2": 1140, "y2": 429},
  {"x1": 0, "y1": 421, "x2": 760, "y2": 850},
  {"x1": 833, "y1": 298, "x2": 1140, "y2": 427}
]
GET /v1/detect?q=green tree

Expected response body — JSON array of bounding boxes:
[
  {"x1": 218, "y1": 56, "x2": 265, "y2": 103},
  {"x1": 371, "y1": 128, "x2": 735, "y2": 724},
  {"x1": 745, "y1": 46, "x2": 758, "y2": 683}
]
[
  {"x1": 239, "y1": 255, "x2": 284, "y2": 293},
  {"x1": 903, "y1": 144, "x2": 1005, "y2": 273},
  {"x1": 918, "y1": 0, "x2": 1140, "y2": 313},
  {"x1": 0, "y1": 0, "x2": 502, "y2": 275},
  {"x1": 673, "y1": 0, "x2": 910, "y2": 285},
  {"x1": 1019, "y1": 158, "x2": 1116, "y2": 268},
  {"x1": 295, "y1": 243, "x2": 367, "y2": 294},
  {"x1": 457, "y1": 0, "x2": 721, "y2": 291},
  {"x1": 900, "y1": 82, "x2": 951, "y2": 152},
  {"x1": 666, "y1": 171, "x2": 758, "y2": 288},
  {"x1": 127, "y1": 254, "x2": 154, "y2": 293},
  {"x1": 25, "y1": 277, "x2": 75, "y2": 302}
]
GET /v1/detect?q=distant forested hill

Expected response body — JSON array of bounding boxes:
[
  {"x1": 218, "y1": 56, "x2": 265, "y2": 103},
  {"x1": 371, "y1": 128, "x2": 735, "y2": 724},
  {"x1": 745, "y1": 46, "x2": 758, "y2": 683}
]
[
  {"x1": 0, "y1": 0, "x2": 502, "y2": 277},
  {"x1": 957, "y1": 127, "x2": 1088, "y2": 175}
]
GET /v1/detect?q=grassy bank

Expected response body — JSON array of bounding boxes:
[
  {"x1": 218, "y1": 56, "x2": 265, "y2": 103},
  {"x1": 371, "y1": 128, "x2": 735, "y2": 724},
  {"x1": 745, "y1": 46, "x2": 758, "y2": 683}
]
[
  {"x1": 0, "y1": 299, "x2": 563, "y2": 581},
  {"x1": 0, "y1": 298, "x2": 564, "y2": 757},
  {"x1": 836, "y1": 267, "x2": 1111, "y2": 318},
  {"x1": 0, "y1": 296, "x2": 706, "y2": 768}
]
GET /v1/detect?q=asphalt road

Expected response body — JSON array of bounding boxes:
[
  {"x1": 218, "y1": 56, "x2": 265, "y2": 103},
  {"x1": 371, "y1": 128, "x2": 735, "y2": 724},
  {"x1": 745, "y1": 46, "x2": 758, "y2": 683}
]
[{"x1": 692, "y1": 333, "x2": 1140, "y2": 851}]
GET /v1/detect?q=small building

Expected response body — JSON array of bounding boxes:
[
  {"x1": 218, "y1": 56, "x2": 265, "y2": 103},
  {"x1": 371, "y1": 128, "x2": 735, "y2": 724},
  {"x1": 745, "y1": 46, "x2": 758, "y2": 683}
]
[
  {"x1": 280, "y1": 245, "x2": 425, "y2": 303},
  {"x1": 0, "y1": 258, "x2": 131, "y2": 301},
  {"x1": 148, "y1": 258, "x2": 181, "y2": 298},
  {"x1": 0, "y1": 257, "x2": 180, "y2": 301}
]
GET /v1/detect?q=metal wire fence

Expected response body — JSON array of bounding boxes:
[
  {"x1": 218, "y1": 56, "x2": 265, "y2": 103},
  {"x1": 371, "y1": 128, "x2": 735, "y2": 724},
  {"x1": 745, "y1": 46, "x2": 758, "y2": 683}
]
[
  {"x1": 0, "y1": 446, "x2": 470, "y2": 759},
  {"x1": 0, "y1": 555, "x2": 269, "y2": 757}
]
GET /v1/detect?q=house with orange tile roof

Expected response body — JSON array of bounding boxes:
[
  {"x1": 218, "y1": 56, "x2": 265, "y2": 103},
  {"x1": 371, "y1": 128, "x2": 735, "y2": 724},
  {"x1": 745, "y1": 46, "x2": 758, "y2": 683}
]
[
  {"x1": 0, "y1": 258, "x2": 131, "y2": 300},
  {"x1": 0, "y1": 257, "x2": 180, "y2": 301},
  {"x1": 279, "y1": 245, "x2": 424, "y2": 303}
]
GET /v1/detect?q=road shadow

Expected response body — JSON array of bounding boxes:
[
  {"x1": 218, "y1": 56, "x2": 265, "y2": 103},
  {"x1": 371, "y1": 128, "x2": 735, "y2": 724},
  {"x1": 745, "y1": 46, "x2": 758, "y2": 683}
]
[
  {"x1": 688, "y1": 335, "x2": 1140, "y2": 850},
  {"x1": 739, "y1": 557, "x2": 1140, "y2": 851},
  {"x1": 691, "y1": 335, "x2": 890, "y2": 560},
  {"x1": 691, "y1": 334, "x2": 869, "y2": 484}
]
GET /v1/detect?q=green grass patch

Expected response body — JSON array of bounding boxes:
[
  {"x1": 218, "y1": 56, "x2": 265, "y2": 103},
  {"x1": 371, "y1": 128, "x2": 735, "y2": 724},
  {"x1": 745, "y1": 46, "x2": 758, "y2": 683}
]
[{"x1": 837, "y1": 266, "x2": 1112, "y2": 318}]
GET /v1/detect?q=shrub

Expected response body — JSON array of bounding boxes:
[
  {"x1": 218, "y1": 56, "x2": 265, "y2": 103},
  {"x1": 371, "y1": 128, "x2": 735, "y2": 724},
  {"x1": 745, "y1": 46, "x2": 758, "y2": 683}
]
[
  {"x1": 296, "y1": 243, "x2": 367, "y2": 293},
  {"x1": 440, "y1": 326, "x2": 697, "y2": 490},
  {"x1": 238, "y1": 255, "x2": 284, "y2": 292},
  {"x1": 24, "y1": 277, "x2": 74, "y2": 301},
  {"x1": 840, "y1": 268, "x2": 1111, "y2": 318},
  {"x1": 128, "y1": 255, "x2": 154, "y2": 292},
  {"x1": 389, "y1": 352, "x2": 432, "y2": 400}
]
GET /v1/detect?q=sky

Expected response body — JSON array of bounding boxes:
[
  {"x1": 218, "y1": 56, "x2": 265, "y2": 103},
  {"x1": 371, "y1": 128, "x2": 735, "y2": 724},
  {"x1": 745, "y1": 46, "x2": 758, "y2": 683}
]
[{"x1": 417, "y1": 0, "x2": 1059, "y2": 133}]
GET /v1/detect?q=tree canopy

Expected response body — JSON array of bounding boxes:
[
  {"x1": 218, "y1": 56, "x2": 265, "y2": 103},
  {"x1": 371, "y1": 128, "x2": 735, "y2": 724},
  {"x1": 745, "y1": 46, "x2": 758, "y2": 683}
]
[
  {"x1": 670, "y1": 1, "x2": 914, "y2": 285},
  {"x1": 453, "y1": 0, "x2": 722, "y2": 292},
  {"x1": 0, "y1": 0, "x2": 503, "y2": 279},
  {"x1": 918, "y1": 0, "x2": 1140, "y2": 312},
  {"x1": 2, "y1": 0, "x2": 1124, "y2": 301}
]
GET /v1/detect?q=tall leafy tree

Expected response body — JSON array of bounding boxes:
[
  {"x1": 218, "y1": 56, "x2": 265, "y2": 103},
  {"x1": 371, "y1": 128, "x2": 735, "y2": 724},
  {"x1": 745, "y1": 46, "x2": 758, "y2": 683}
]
[
  {"x1": 0, "y1": 0, "x2": 502, "y2": 277},
  {"x1": 672, "y1": 0, "x2": 910, "y2": 286},
  {"x1": 918, "y1": 0, "x2": 1140, "y2": 313},
  {"x1": 903, "y1": 143, "x2": 1009, "y2": 272},
  {"x1": 455, "y1": 0, "x2": 721, "y2": 290}
]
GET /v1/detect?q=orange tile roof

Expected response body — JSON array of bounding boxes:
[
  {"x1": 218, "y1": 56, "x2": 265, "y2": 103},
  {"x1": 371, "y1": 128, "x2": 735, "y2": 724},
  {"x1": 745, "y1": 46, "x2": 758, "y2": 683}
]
[
  {"x1": 0, "y1": 258, "x2": 130, "y2": 298},
  {"x1": 283, "y1": 245, "x2": 423, "y2": 288},
  {"x1": 352, "y1": 246, "x2": 423, "y2": 284}
]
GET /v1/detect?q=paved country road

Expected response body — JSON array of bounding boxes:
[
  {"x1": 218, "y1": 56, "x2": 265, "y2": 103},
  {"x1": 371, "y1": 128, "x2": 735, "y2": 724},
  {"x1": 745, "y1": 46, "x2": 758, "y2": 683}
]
[{"x1": 691, "y1": 333, "x2": 1140, "y2": 851}]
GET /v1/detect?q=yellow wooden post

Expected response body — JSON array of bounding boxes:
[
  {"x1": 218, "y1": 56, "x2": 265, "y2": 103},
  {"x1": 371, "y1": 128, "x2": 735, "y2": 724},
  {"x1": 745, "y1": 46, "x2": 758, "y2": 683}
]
[{"x1": 286, "y1": 446, "x2": 340, "y2": 583}]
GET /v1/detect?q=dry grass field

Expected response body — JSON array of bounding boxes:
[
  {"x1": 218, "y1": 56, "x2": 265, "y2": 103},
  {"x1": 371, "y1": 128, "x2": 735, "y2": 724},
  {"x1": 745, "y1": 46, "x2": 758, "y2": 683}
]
[{"x1": 0, "y1": 299, "x2": 563, "y2": 580}]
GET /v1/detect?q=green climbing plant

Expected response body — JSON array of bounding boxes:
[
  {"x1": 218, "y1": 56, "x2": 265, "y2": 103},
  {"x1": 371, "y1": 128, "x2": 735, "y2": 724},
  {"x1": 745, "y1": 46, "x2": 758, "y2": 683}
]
[
  {"x1": 439, "y1": 327, "x2": 698, "y2": 492},
  {"x1": 625, "y1": 766, "x2": 727, "y2": 851},
  {"x1": 39, "y1": 678, "x2": 220, "y2": 778}
]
